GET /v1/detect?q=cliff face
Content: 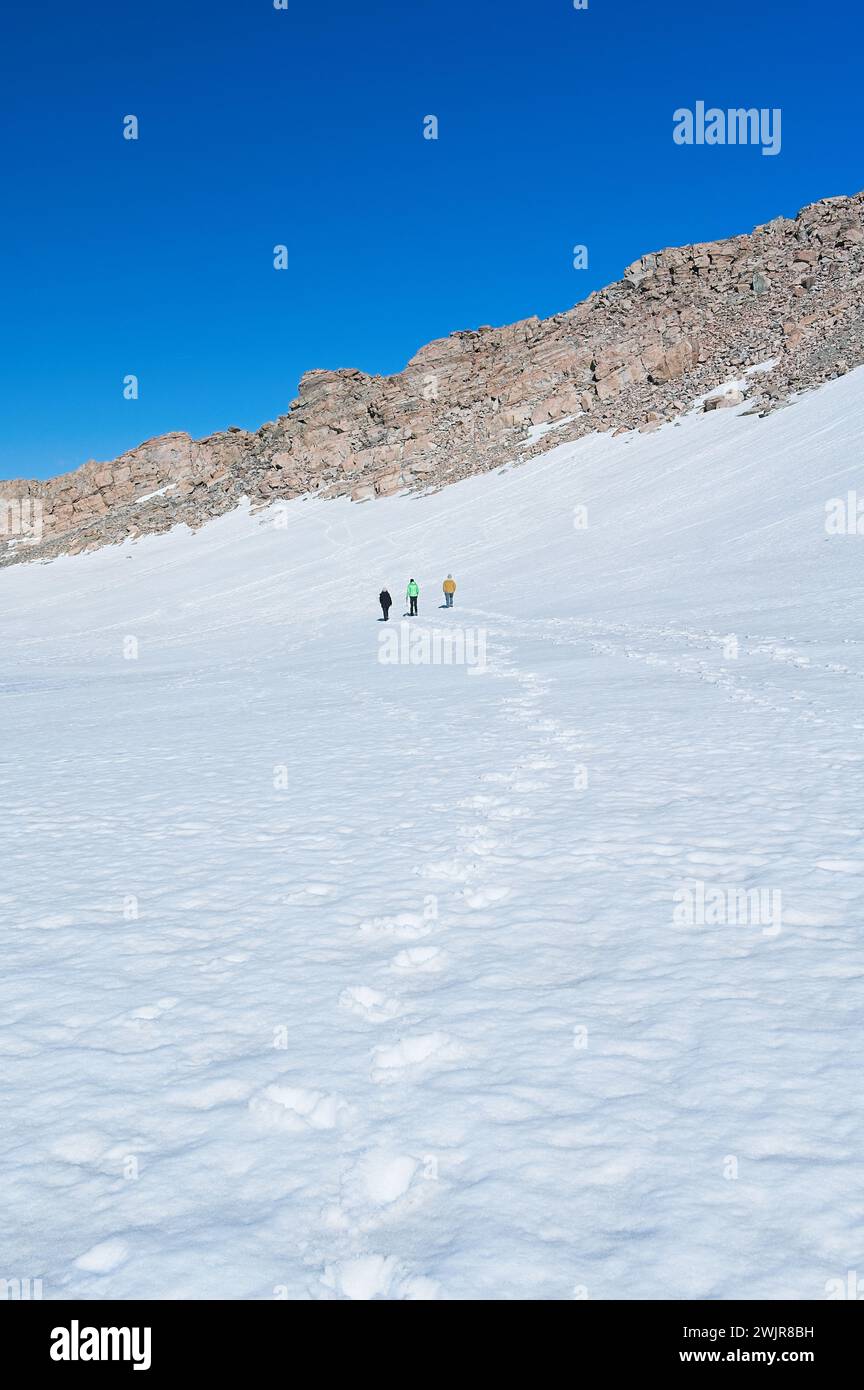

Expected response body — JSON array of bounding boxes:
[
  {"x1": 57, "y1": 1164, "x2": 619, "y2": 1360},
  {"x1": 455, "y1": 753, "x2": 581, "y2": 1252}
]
[{"x1": 4, "y1": 190, "x2": 864, "y2": 564}]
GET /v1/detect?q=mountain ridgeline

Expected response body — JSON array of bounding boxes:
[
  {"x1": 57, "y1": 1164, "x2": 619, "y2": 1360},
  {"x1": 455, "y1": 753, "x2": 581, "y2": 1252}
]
[{"x1": 3, "y1": 190, "x2": 864, "y2": 565}]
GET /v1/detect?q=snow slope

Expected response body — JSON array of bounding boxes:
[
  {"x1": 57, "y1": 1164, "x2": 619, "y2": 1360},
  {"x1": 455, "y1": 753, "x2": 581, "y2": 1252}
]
[{"x1": 2, "y1": 373, "x2": 863, "y2": 1301}]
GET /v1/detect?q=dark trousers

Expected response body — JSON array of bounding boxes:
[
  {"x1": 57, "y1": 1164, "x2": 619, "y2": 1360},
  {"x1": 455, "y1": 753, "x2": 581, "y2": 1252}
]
[
  {"x1": 409, "y1": 596, "x2": 418, "y2": 616},
  {"x1": 444, "y1": 592, "x2": 454, "y2": 607},
  {"x1": 381, "y1": 603, "x2": 391, "y2": 620}
]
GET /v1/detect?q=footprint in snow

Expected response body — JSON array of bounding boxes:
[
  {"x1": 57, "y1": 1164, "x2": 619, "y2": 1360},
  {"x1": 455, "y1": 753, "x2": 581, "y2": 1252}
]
[
  {"x1": 456, "y1": 826, "x2": 500, "y2": 854},
  {"x1": 248, "y1": 1084, "x2": 351, "y2": 1132},
  {"x1": 323, "y1": 1150, "x2": 429, "y2": 1232},
  {"x1": 352, "y1": 1151, "x2": 421, "y2": 1205},
  {"x1": 318, "y1": 1255, "x2": 440, "y2": 1301},
  {"x1": 418, "y1": 857, "x2": 479, "y2": 883},
  {"x1": 338, "y1": 985, "x2": 403, "y2": 1023},
  {"x1": 370, "y1": 1032, "x2": 462, "y2": 1084},
  {"x1": 389, "y1": 946, "x2": 446, "y2": 974},
  {"x1": 359, "y1": 908, "x2": 436, "y2": 942},
  {"x1": 461, "y1": 885, "x2": 512, "y2": 910}
]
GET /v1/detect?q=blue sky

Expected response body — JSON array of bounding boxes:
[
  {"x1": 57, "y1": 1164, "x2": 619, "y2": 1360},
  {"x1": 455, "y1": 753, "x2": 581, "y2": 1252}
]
[{"x1": 1, "y1": 0, "x2": 860, "y2": 480}]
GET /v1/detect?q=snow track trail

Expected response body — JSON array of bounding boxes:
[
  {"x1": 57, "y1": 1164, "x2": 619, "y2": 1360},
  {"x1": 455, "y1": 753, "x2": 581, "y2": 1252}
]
[{"x1": 2, "y1": 372, "x2": 864, "y2": 1298}]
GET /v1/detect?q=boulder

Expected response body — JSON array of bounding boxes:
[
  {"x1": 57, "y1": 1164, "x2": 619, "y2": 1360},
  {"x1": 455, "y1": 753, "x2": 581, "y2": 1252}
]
[{"x1": 703, "y1": 390, "x2": 744, "y2": 411}]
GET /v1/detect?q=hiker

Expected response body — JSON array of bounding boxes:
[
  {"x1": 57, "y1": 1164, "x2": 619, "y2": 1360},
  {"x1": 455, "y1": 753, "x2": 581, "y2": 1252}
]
[
  {"x1": 443, "y1": 574, "x2": 456, "y2": 608},
  {"x1": 406, "y1": 578, "x2": 419, "y2": 616},
  {"x1": 379, "y1": 588, "x2": 392, "y2": 621}
]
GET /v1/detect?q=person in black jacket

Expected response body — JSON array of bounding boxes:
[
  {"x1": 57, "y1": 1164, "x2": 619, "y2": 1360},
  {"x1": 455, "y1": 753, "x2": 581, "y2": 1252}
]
[{"x1": 379, "y1": 589, "x2": 392, "y2": 621}]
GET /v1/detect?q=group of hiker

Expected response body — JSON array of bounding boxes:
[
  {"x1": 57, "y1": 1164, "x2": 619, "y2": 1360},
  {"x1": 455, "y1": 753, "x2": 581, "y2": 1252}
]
[{"x1": 378, "y1": 575, "x2": 456, "y2": 620}]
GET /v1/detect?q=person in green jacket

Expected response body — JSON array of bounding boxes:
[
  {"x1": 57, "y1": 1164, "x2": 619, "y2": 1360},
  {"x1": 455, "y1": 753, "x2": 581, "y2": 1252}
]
[{"x1": 406, "y1": 578, "x2": 419, "y2": 616}]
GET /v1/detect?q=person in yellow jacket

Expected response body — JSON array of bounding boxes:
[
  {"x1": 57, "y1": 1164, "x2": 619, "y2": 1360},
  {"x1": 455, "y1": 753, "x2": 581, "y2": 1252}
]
[{"x1": 442, "y1": 574, "x2": 456, "y2": 608}]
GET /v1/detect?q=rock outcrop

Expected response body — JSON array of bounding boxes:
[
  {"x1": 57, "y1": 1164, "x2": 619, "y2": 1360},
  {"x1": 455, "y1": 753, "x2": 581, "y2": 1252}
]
[{"x1": 4, "y1": 190, "x2": 864, "y2": 564}]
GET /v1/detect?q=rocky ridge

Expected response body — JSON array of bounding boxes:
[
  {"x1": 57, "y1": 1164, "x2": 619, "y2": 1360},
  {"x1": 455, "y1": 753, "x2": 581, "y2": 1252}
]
[{"x1": 3, "y1": 190, "x2": 863, "y2": 565}]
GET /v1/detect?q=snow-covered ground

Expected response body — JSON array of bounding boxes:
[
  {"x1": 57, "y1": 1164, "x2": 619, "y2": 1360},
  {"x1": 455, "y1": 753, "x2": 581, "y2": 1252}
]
[{"x1": 2, "y1": 373, "x2": 864, "y2": 1300}]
